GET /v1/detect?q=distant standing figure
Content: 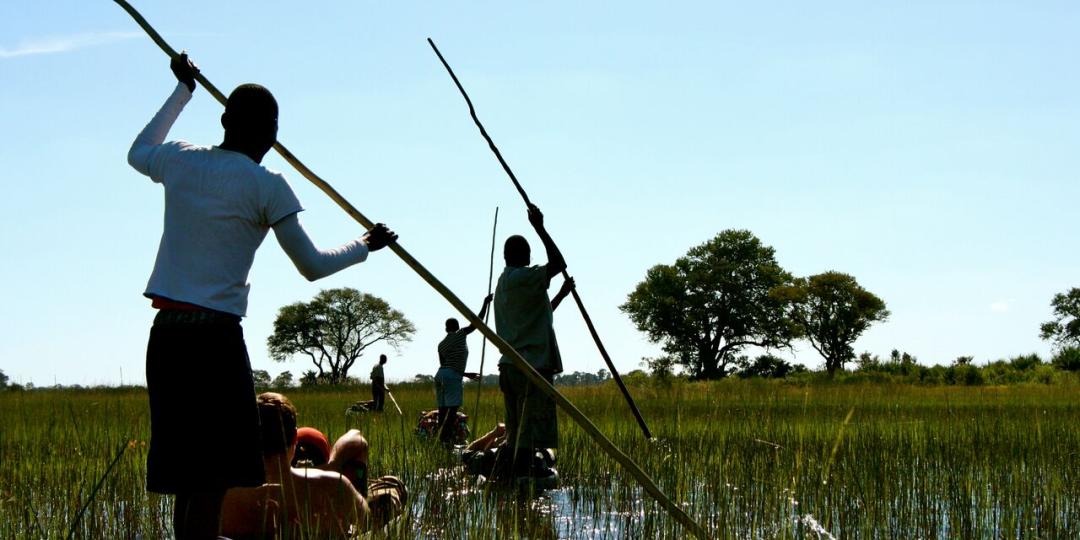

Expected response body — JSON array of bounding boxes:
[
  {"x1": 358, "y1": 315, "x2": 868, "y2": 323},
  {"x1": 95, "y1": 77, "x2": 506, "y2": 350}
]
[
  {"x1": 371, "y1": 355, "x2": 387, "y2": 412},
  {"x1": 127, "y1": 53, "x2": 397, "y2": 539},
  {"x1": 494, "y1": 204, "x2": 567, "y2": 480},
  {"x1": 435, "y1": 294, "x2": 493, "y2": 444}
]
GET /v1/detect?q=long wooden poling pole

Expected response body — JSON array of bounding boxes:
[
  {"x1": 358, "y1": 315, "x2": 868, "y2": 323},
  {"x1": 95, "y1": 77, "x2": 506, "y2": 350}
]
[
  {"x1": 426, "y1": 38, "x2": 653, "y2": 440},
  {"x1": 383, "y1": 383, "x2": 404, "y2": 416},
  {"x1": 470, "y1": 206, "x2": 499, "y2": 424},
  {"x1": 111, "y1": 2, "x2": 705, "y2": 537}
]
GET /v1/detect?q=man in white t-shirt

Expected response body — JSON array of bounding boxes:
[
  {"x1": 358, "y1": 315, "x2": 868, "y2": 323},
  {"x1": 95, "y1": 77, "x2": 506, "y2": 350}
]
[{"x1": 127, "y1": 53, "x2": 398, "y2": 540}]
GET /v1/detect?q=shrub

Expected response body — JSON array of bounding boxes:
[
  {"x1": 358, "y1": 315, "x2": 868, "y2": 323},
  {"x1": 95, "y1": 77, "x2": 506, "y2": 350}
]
[
  {"x1": 980, "y1": 361, "x2": 1008, "y2": 384},
  {"x1": 622, "y1": 370, "x2": 651, "y2": 385},
  {"x1": 945, "y1": 364, "x2": 984, "y2": 386},
  {"x1": 922, "y1": 365, "x2": 947, "y2": 385},
  {"x1": 1032, "y1": 364, "x2": 1058, "y2": 384},
  {"x1": 856, "y1": 352, "x2": 881, "y2": 371},
  {"x1": 1052, "y1": 348, "x2": 1080, "y2": 372},
  {"x1": 962, "y1": 365, "x2": 985, "y2": 385},
  {"x1": 1008, "y1": 353, "x2": 1042, "y2": 371},
  {"x1": 738, "y1": 354, "x2": 795, "y2": 379}
]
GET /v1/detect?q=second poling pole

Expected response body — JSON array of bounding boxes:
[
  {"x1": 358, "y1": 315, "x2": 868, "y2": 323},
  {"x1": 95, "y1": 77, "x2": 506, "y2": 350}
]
[
  {"x1": 471, "y1": 206, "x2": 499, "y2": 426},
  {"x1": 427, "y1": 37, "x2": 652, "y2": 439}
]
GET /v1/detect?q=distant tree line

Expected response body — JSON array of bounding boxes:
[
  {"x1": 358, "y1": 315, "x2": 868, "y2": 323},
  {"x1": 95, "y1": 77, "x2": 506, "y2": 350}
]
[
  {"x1": 621, "y1": 229, "x2": 887, "y2": 379},
  {"x1": 822, "y1": 349, "x2": 1079, "y2": 385},
  {"x1": 411, "y1": 370, "x2": 613, "y2": 388},
  {"x1": 8, "y1": 257, "x2": 1077, "y2": 390}
]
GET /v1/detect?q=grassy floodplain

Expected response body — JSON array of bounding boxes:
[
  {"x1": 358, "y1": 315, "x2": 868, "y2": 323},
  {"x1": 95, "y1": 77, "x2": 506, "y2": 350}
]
[{"x1": 1, "y1": 379, "x2": 1078, "y2": 539}]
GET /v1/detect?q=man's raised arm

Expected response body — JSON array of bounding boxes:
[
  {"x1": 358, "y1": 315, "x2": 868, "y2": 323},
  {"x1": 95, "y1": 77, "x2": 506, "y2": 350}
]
[
  {"x1": 527, "y1": 204, "x2": 566, "y2": 281},
  {"x1": 461, "y1": 293, "x2": 494, "y2": 335},
  {"x1": 127, "y1": 53, "x2": 199, "y2": 180}
]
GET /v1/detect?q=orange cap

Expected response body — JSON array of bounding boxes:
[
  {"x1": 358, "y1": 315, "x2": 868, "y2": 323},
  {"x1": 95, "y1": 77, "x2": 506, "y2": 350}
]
[{"x1": 295, "y1": 427, "x2": 331, "y2": 464}]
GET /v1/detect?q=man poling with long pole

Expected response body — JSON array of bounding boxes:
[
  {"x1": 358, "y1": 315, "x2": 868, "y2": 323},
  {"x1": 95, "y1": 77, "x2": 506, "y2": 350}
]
[
  {"x1": 117, "y1": 37, "x2": 398, "y2": 540},
  {"x1": 111, "y1": 2, "x2": 707, "y2": 537},
  {"x1": 426, "y1": 38, "x2": 653, "y2": 441}
]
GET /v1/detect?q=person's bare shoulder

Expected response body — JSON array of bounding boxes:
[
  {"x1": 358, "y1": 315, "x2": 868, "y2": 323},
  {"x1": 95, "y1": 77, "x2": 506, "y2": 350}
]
[
  {"x1": 306, "y1": 468, "x2": 358, "y2": 493},
  {"x1": 293, "y1": 468, "x2": 367, "y2": 518}
]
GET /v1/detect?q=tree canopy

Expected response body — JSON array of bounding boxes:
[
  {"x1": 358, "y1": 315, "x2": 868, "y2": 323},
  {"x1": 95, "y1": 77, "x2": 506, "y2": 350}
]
[
  {"x1": 1040, "y1": 287, "x2": 1080, "y2": 350},
  {"x1": 772, "y1": 271, "x2": 888, "y2": 377},
  {"x1": 252, "y1": 369, "x2": 272, "y2": 389},
  {"x1": 267, "y1": 288, "x2": 415, "y2": 385},
  {"x1": 271, "y1": 371, "x2": 295, "y2": 388},
  {"x1": 620, "y1": 230, "x2": 794, "y2": 379}
]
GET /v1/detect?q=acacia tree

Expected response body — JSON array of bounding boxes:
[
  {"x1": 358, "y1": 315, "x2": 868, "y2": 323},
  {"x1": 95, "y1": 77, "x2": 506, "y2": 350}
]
[
  {"x1": 771, "y1": 271, "x2": 889, "y2": 378},
  {"x1": 268, "y1": 288, "x2": 415, "y2": 385},
  {"x1": 1040, "y1": 287, "x2": 1080, "y2": 350},
  {"x1": 620, "y1": 230, "x2": 794, "y2": 379}
]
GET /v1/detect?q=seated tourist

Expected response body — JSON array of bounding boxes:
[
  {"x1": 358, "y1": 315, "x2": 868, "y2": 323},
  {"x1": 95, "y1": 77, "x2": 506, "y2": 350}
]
[
  {"x1": 461, "y1": 423, "x2": 557, "y2": 488},
  {"x1": 220, "y1": 392, "x2": 407, "y2": 539}
]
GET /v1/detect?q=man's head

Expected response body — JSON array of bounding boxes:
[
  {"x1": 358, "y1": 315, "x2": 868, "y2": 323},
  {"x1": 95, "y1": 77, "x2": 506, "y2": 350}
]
[
  {"x1": 445, "y1": 318, "x2": 460, "y2": 333},
  {"x1": 292, "y1": 427, "x2": 330, "y2": 467},
  {"x1": 504, "y1": 235, "x2": 531, "y2": 267},
  {"x1": 256, "y1": 392, "x2": 297, "y2": 457},
  {"x1": 221, "y1": 84, "x2": 278, "y2": 158},
  {"x1": 379, "y1": 354, "x2": 387, "y2": 365}
]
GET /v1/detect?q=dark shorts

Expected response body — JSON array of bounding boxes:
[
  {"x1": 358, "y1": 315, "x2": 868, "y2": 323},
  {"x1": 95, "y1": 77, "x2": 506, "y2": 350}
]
[
  {"x1": 499, "y1": 364, "x2": 558, "y2": 450},
  {"x1": 145, "y1": 310, "x2": 264, "y2": 494},
  {"x1": 372, "y1": 379, "x2": 386, "y2": 411}
]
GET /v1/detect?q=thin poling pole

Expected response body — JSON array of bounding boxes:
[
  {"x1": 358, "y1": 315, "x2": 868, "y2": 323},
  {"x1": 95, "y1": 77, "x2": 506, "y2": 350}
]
[
  {"x1": 383, "y1": 384, "x2": 404, "y2": 416},
  {"x1": 470, "y1": 206, "x2": 499, "y2": 425},
  {"x1": 426, "y1": 38, "x2": 653, "y2": 440},
  {"x1": 111, "y1": 2, "x2": 705, "y2": 538}
]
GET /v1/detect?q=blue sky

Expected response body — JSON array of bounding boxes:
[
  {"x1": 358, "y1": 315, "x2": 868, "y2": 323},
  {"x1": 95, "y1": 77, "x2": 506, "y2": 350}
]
[{"x1": 1, "y1": 1, "x2": 1077, "y2": 385}]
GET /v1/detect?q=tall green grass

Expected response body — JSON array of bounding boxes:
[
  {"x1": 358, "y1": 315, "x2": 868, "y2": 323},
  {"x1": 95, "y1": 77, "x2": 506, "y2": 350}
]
[{"x1": 1, "y1": 381, "x2": 1077, "y2": 538}]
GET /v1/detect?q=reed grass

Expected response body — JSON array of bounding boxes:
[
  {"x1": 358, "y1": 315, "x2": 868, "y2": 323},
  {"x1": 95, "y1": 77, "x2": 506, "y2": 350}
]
[{"x1": 1, "y1": 380, "x2": 1076, "y2": 538}]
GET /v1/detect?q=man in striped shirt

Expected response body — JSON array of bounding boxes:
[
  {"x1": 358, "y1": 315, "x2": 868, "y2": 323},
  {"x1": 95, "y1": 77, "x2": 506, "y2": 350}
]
[{"x1": 434, "y1": 294, "x2": 493, "y2": 444}]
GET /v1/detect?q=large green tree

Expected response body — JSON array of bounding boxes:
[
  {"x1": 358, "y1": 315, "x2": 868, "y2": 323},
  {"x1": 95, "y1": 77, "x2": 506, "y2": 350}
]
[
  {"x1": 271, "y1": 371, "x2": 295, "y2": 388},
  {"x1": 620, "y1": 230, "x2": 794, "y2": 379},
  {"x1": 251, "y1": 369, "x2": 272, "y2": 389},
  {"x1": 268, "y1": 288, "x2": 415, "y2": 385},
  {"x1": 772, "y1": 271, "x2": 889, "y2": 377},
  {"x1": 1040, "y1": 287, "x2": 1080, "y2": 350}
]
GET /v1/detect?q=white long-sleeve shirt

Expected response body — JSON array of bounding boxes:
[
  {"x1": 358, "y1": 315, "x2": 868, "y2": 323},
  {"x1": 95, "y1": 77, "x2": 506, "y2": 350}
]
[{"x1": 128, "y1": 83, "x2": 369, "y2": 316}]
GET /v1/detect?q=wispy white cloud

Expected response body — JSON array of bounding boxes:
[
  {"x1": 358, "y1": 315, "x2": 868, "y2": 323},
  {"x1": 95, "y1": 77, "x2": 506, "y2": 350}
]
[
  {"x1": 0, "y1": 31, "x2": 142, "y2": 59},
  {"x1": 990, "y1": 301, "x2": 1010, "y2": 313}
]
